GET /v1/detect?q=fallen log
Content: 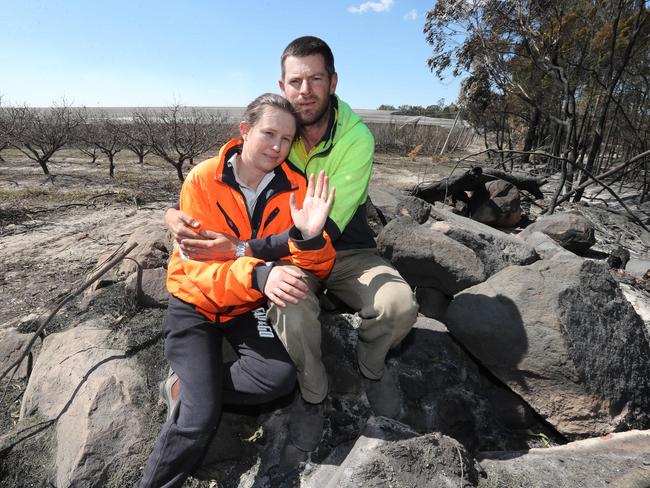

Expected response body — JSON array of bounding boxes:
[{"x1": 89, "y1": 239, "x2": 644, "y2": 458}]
[
  {"x1": 482, "y1": 169, "x2": 547, "y2": 199},
  {"x1": 412, "y1": 167, "x2": 547, "y2": 204},
  {"x1": 411, "y1": 167, "x2": 484, "y2": 203}
]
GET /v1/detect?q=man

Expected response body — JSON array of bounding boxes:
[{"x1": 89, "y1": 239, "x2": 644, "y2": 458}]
[{"x1": 166, "y1": 36, "x2": 418, "y2": 452}]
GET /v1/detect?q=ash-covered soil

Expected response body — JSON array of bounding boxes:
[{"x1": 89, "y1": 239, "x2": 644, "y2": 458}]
[
  {"x1": 0, "y1": 147, "x2": 648, "y2": 488},
  {"x1": 0, "y1": 150, "x2": 180, "y2": 327}
]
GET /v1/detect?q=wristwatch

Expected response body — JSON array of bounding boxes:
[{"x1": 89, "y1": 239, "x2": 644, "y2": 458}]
[{"x1": 235, "y1": 240, "x2": 247, "y2": 258}]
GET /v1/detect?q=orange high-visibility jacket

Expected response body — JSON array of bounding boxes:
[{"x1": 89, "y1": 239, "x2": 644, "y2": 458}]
[{"x1": 167, "y1": 138, "x2": 335, "y2": 323}]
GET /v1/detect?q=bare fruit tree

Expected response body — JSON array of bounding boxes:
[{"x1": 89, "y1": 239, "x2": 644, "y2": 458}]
[
  {"x1": 78, "y1": 110, "x2": 126, "y2": 178},
  {"x1": 133, "y1": 105, "x2": 230, "y2": 181},
  {"x1": 2, "y1": 101, "x2": 83, "y2": 176},
  {"x1": 74, "y1": 116, "x2": 99, "y2": 164},
  {"x1": 0, "y1": 97, "x2": 13, "y2": 162},
  {"x1": 120, "y1": 116, "x2": 152, "y2": 164}
]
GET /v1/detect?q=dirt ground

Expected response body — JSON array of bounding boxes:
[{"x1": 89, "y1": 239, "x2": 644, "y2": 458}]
[{"x1": 0, "y1": 149, "x2": 178, "y2": 327}]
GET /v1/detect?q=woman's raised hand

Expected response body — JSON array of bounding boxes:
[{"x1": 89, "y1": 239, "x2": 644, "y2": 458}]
[{"x1": 289, "y1": 170, "x2": 335, "y2": 240}]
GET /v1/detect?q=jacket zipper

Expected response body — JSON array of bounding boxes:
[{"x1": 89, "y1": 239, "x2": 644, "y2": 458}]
[
  {"x1": 261, "y1": 207, "x2": 280, "y2": 230},
  {"x1": 216, "y1": 201, "x2": 240, "y2": 238},
  {"x1": 251, "y1": 187, "x2": 296, "y2": 238}
]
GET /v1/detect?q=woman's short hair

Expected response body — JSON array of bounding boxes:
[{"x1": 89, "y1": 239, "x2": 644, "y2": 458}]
[{"x1": 242, "y1": 93, "x2": 299, "y2": 129}]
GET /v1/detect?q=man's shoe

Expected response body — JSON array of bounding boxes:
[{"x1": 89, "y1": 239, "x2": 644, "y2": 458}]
[
  {"x1": 288, "y1": 397, "x2": 324, "y2": 452},
  {"x1": 159, "y1": 370, "x2": 180, "y2": 420},
  {"x1": 364, "y1": 371, "x2": 401, "y2": 419}
]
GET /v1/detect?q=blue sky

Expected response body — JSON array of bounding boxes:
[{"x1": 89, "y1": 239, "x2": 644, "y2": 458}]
[{"x1": 0, "y1": 0, "x2": 464, "y2": 109}]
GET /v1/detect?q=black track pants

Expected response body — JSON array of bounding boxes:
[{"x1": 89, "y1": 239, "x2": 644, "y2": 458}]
[{"x1": 138, "y1": 296, "x2": 296, "y2": 488}]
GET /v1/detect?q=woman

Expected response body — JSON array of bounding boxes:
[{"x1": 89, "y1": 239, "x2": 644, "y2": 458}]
[{"x1": 138, "y1": 93, "x2": 335, "y2": 488}]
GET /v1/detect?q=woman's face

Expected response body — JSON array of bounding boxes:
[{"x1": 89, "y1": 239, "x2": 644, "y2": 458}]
[{"x1": 240, "y1": 106, "x2": 296, "y2": 174}]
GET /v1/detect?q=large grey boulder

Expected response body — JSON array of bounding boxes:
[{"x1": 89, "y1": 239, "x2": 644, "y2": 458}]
[
  {"x1": 377, "y1": 216, "x2": 486, "y2": 295},
  {"x1": 316, "y1": 417, "x2": 481, "y2": 488},
  {"x1": 478, "y1": 430, "x2": 650, "y2": 488},
  {"x1": 428, "y1": 204, "x2": 539, "y2": 276},
  {"x1": 519, "y1": 211, "x2": 596, "y2": 253},
  {"x1": 20, "y1": 324, "x2": 147, "y2": 488},
  {"x1": 445, "y1": 258, "x2": 650, "y2": 439}
]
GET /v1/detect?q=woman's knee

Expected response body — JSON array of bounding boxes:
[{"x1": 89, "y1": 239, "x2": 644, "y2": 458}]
[
  {"x1": 264, "y1": 359, "x2": 297, "y2": 400},
  {"x1": 177, "y1": 397, "x2": 221, "y2": 431}
]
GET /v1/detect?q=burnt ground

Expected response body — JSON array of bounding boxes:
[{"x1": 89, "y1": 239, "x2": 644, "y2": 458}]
[{"x1": 0, "y1": 146, "x2": 648, "y2": 487}]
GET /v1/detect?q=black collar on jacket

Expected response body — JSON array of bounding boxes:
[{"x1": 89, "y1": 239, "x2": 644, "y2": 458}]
[{"x1": 218, "y1": 142, "x2": 300, "y2": 238}]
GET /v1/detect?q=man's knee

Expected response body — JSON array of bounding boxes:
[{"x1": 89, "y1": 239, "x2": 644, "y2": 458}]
[
  {"x1": 268, "y1": 290, "x2": 321, "y2": 347},
  {"x1": 272, "y1": 288, "x2": 320, "y2": 320},
  {"x1": 375, "y1": 282, "x2": 418, "y2": 325}
]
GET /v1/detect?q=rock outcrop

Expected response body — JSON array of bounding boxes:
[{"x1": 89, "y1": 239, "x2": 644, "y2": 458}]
[
  {"x1": 377, "y1": 216, "x2": 486, "y2": 295},
  {"x1": 20, "y1": 323, "x2": 148, "y2": 487},
  {"x1": 445, "y1": 258, "x2": 650, "y2": 438}
]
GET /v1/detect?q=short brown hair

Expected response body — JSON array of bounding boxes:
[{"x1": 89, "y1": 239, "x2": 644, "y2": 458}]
[
  {"x1": 242, "y1": 93, "x2": 299, "y2": 129},
  {"x1": 281, "y1": 36, "x2": 335, "y2": 80}
]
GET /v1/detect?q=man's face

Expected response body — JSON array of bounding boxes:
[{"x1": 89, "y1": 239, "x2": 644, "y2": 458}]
[{"x1": 279, "y1": 54, "x2": 338, "y2": 127}]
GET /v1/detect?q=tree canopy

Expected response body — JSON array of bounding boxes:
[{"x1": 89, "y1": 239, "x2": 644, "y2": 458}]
[{"x1": 425, "y1": 0, "x2": 650, "y2": 203}]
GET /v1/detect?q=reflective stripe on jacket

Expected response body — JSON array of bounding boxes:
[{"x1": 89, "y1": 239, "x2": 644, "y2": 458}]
[{"x1": 167, "y1": 138, "x2": 335, "y2": 323}]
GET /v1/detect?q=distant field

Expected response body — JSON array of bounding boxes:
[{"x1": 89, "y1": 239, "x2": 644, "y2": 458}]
[{"x1": 73, "y1": 106, "x2": 464, "y2": 127}]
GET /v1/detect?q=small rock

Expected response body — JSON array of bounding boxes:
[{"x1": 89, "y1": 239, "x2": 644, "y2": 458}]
[
  {"x1": 117, "y1": 224, "x2": 170, "y2": 277},
  {"x1": 607, "y1": 246, "x2": 631, "y2": 269},
  {"x1": 396, "y1": 195, "x2": 432, "y2": 224},
  {"x1": 470, "y1": 179, "x2": 523, "y2": 227},
  {"x1": 519, "y1": 211, "x2": 596, "y2": 253}
]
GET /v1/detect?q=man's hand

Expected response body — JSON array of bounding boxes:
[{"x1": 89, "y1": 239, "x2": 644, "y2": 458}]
[
  {"x1": 290, "y1": 170, "x2": 335, "y2": 240},
  {"x1": 166, "y1": 208, "x2": 242, "y2": 261},
  {"x1": 264, "y1": 265, "x2": 309, "y2": 307},
  {"x1": 179, "y1": 230, "x2": 239, "y2": 261},
  {"x1": 165, "y1": 208, "x2": 202, "y2": 243}
]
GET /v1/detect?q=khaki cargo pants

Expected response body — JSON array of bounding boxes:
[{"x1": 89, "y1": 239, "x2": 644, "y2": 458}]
[{"x1": 267, "y1": 248, "x2": 418, "y2": 404}]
